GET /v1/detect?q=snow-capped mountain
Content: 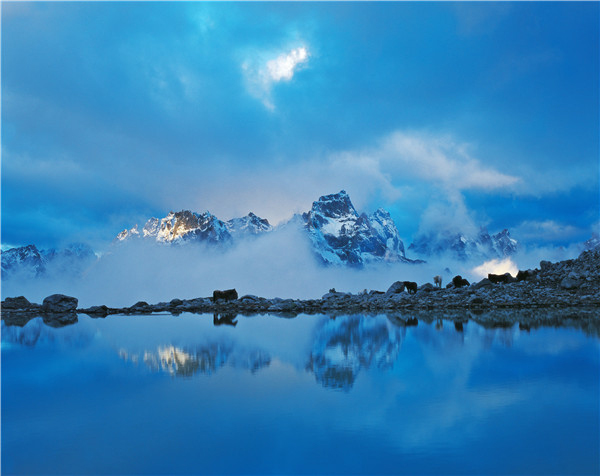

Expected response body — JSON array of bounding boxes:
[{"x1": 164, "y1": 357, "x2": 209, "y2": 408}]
[
  {"x1": 1, "y1": 243, "x2": 97, "y2": 279},
  {"x1": 1, "y1": 244, "x2": 46, "y2": 278},
  {"x1": 117, "y1": 210, "x2": 273, "y2": 245},
  {"x1": 300, "y1": 190, "x2": 411, "y2": 266},
  {"x1": 408, "y1": 227, "x2": 518, "y2": 261},
  {"x1": 225, "y1": 212, "x2": 273, "y2": 237},
  {"x1": 115, "y1": 192, "x2": 408, "y2": 267}
]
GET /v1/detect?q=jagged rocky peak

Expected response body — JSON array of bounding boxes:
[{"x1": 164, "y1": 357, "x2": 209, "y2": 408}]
[
  {"x1": 409, "y1": 226, "x2": 518, "y2": 261},
  {"x1": 301, "y1": 190, "x2": 410, "y2": 266},
  {"x1": 226, "y1": 212, "x2": 273, "y2": 236},
  {"x1": 1, "y1": 243, "x2": 97, "y2": 278},
  {"x1": 307, "y1": 190, "x2": 358, "y2": 222},
  {"x1": 492, "y1": 229, "x2": 518, "y2": 256},
  {"x1": 118, "y1": 210, "x2": 232, "y2": 244},
  {"x1": 1, "y1": 244, "x2": 46, "y2": 277}
]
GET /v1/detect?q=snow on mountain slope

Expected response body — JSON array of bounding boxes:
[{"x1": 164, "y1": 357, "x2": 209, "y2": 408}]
[
  {"x1": 118, "y1": 210, "x2": 232, "y2": 244},
  {"x1": 409, "y1": 227, "x2": 518, "y2": 262},
  {"x1": 225, "y1": 212, "x2": 273, "y2": 237},
  {"x1": 1, "y1": 244, "x2": 46, "y2": 278},
  {"x1": 1, "y1": 243, "x2": 97, "y2": 279},
  {"x1": 301, "y1": 191, "x2": 411, "y2": 266},
  {"x1": 115, "y1": 191, "x2": 412, "y2": 267}
]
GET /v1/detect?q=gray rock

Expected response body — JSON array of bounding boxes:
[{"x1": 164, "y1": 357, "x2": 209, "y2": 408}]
[
  {"x1": 385, "y1": 281, "x2": 405, "y2": 295},
  {"x1": 2, "y1": 296, "x2": 32, "y2": 310},
  {"x1": 83, "y1": 305, "x2": 109, "y2": 316},
  {"x1": 474, "y1": 278, "x2": 494, "y2": 289},
  {"x1": 42, "y1": 294, "x2": 78, "y2": 313},
  {"x1": 239, "y1": 295, "x2": 260, "y2": 302},
  {"x1": 560, "y1": 276, "x2": 580, "y2": 290},
  {"x1": 540, "y1": 260, "x2": 552, "y2": 271},
  {"x1": 418, "y1": 283, "x2": 435, "y2": 292}
]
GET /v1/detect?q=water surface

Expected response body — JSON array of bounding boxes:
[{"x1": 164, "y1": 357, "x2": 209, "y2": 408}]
[{"x1": 2, "y1": 312, "x2": 599, "y2": 475}]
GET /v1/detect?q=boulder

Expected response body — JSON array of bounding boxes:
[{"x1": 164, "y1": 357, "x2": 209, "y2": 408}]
[
  {"x1": 239, "y1": 295, "x2": 259, "y2": 302},
  {"x1": 385, "y1": 281, "x2": 405, "y2": 295},
  {"x1": 560, "y1": 276, "x2": 580, "y2": 290},
  {"x1": 418, "y1": 283, "x2": 434, "y2": 292},
  {"x1": 540, "y1": 260, "x2": 552, "y2": 271},
  {"x1": 516, "y1": 269, "x2": 535, "y2": 282},
  {"x1": 2, "y1": 296, "x2": 32, "y2": 310},
  {"x1": 42, "y1": 294, "x2": 78, "y2": 313},
  {"x1": 474, "y1": 278, "x2": 493, "y2": 289},
  {"x1": 83, "y1": 305, "x2": 109, "y2": 317}
]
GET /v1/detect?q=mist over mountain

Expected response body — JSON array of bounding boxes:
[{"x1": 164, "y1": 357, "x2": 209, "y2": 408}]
[
  {"x1": 1, "y1": 243, "x2": 96, "y2": 280},
  {"x1": 3, "y1": 190, "x2": 594, "y2": 308},
  {"x1": 409, "y1": 228, "x2": 518, "y2": 262},
  {"x1": 115, "y1": 190, "x2": 414, "y2": 267}
]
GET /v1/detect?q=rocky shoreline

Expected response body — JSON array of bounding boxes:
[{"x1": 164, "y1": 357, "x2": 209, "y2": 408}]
[{"x1": 2, "y1": 249, "x2": 599, "y2": 333}]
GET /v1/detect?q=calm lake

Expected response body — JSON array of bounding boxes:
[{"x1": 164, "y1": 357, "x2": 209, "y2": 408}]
[{"x1": 2, "y1": 312, "x2": 599, "y2": 475}]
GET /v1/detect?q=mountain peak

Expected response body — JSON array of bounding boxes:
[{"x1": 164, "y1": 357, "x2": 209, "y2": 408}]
[
  {"x1": 310, "y1": 190, "x2": 357, "y2": 220},
  {"x1": 302, "y1": 190, "x2": 409, "y2": 266},
  {"x1": 409, "y1": 227, "x2": 518, "y2": 261}
]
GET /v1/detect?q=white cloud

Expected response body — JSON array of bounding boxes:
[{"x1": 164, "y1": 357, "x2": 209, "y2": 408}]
[
  {"x1": 376, "y1": 131, "x2": 521, "y2": 191},
  {"x1": 266, "y1": 47, "x2": 308, "y2": 82},
  {"x1": 512, "y1": 220, "x2": 582, "y2": 243},
  {"x1": 142, "y1": 129, "x2": 520, "y2": 234},
  {"x1": 242, "y1": 45, "x2": 309, "y2": 110}
]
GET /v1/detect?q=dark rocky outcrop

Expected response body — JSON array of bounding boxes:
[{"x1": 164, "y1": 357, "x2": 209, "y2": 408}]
[
  {"x1": 385, "y1": 281, "x2": 405, "y2": 295},
  {"x1": 2, "y1": 296, "x2": 32, "y2": 310},
  {"x1": 42, "y1": 294, "x2": 78, "y2": 313}
]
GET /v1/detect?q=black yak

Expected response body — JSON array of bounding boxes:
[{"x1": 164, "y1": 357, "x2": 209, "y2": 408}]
[
  {"x1": 403, "y1": 281, "x2": 418, "y2": 294},
  {"x1": 452, "y1": 275, "x2": 470, "y2": 288},
  {"x1": 212, "y1": 289, "x2": 238, "y2": 302}
]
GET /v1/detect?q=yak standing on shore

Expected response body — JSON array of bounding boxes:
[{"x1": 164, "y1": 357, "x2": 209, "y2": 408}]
[
  {"x1": 403, "y1": 281, "x2": 418, "y2": 294},
  {"x1": 213, "y1": 289, "x2": 238, "y2": 302},
  {"x1": 433, "y1": 275, "x2": 442, "y2": 288}
]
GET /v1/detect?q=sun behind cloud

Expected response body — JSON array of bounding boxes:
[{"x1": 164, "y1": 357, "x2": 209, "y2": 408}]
[{"x1": 243, "y1": 44, "x2": 310, "y2": 110}]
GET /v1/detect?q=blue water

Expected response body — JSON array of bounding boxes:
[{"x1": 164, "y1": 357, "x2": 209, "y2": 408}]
[{"x1": 2, "y1": 313, "x2": 599, "y2": 475}]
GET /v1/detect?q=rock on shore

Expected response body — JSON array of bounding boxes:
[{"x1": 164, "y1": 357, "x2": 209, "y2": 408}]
[{"x1": 2, "y1": 249, "x2": 599, "y2": 331}]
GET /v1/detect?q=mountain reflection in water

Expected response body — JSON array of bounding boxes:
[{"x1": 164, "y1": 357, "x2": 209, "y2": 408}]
[
  {"x1": 119, "y1": 344, "x2": 271, "y2": 377},
  {"x1": 2, "y1": 312, "x2": 598, "y2": 476},
  {"x1": 307, "y1": 315, "x2": 405, "y2": 390}
]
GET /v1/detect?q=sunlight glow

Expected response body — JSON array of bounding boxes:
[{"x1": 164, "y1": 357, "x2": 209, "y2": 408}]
[{"x1": 471, "y1": 257, "x2": 518, "y2": 279}]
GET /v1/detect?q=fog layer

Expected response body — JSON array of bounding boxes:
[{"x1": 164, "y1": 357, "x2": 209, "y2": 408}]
[{"x1": 1, "y1": 225, "x2": 583, "y2": 308}]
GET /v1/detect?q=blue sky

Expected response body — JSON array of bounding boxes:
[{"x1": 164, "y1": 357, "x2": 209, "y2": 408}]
[{"x1": 2, "y1": 2, "x2": 598, "y2": 250}]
